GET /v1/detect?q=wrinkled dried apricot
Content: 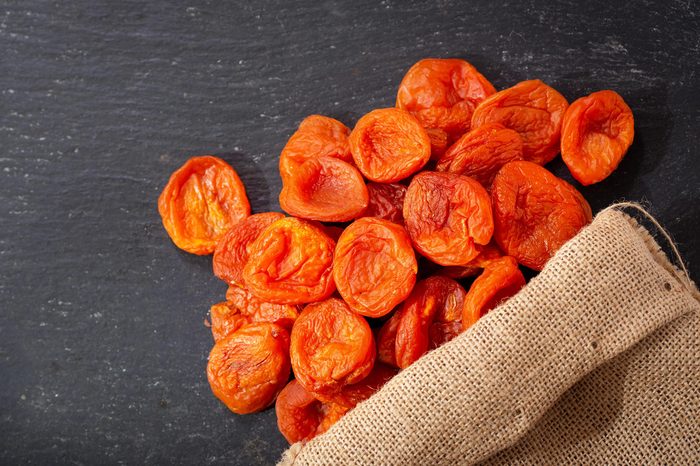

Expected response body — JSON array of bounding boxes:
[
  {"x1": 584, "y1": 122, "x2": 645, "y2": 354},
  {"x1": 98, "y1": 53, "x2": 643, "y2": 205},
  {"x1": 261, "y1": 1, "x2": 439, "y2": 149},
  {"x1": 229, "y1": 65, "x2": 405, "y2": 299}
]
[
  {"x1": 394, "y1": 276, "x2": 466, "y2": 368},
  {"x1": 333, "y1": 217, "x2": 417, "y2": 317},
  {"x1": 328, "y1": 363, "x2": 397, "y2": 409},
  {"x1": 377, "y1": 311, "x2": 400, "y2": 367},
  {"x1": 491, "y1": 161, "x2": 592, "y2": 270},
  {"x1": 207, "y1": 322, "x2": 290, "y2": 414},
  {"x1": 425, "y1": 127, "x2": 450, "y2": 160},
  {"x1": 462, "y1": 256, "x2": 525, "y2": 331},
  {"x1": 436, "y1": 123, "x2": 523, "y2": 186},
  {"x1": 290, "y1": 298, "x2": 375, "y2": 399},
  {"x1": 213, "y1": 212, "x2": 285, "y2": 286},
  {"x1": 209, "y1": 301, "x2": 249, "y2": 342},
  {"x1": 396, "y1": 58, "x2": 496, "y2": 139},
  {"x1": 243, "y1": 217, "x2": 336, "y2": 304},
  {"x1": 279, "y1": 156, "x2": 368, "y2": 222},
  {"x1": 404, "y1": 171, "x2": 493, "y2": 266},
  {"x1": 428, "y1": 278, "x2": 467, "y2": 348},
  {"x1": 349, "y1": 108, "x2": 431, "y2": 183},
  {"x1": 279, "y1": 115, "x2": 352, "y2": 181},
  {"x1": 275, "y1": 379, "x2": 325, "y2": 444},
  {"x1": 362, "y1": 182, "x2": 407, "y2": 224},
  {"x1": 158, "y1": 156, "x2": 250, "y2": 255},
  {"x1": 316, "y1": 403, "x2": 349, "y2": 436},
  {"x1": 440, "y1": 242, "x2": 503, "y2": 279},
  {"x1": 225, "y1": 285, "x2": 298, "y2": 330},
  {"x1": 471, "y1": 80, "x2": 569, "y2": 165},
  {"x1": 561, "y1": 90, "x2": 634, "y2": 185}
]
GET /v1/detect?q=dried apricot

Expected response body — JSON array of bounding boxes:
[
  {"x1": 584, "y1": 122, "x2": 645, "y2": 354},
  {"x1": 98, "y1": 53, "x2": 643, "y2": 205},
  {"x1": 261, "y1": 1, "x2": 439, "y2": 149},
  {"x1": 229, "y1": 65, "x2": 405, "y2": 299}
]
[
  {"x1": 225, "y1": 285, "x2": 298, "y2": 330},
  {"x1": 158, "y1": 156, "x2": 250, "y2": 255},
  {"x1": 290, "y1": 298, "x2": 375, "y2": 399},
  {"x1": 316, "y1": 403, "x2": 349, "y2": 436},
  {"x1": 213, "y1": 212, "x2": 285, "y2": 286},
  {"x1": 425, "y1": 127, "x2": 450, "y2": 160},
  {"x1": 279, "y1": 156, "x2": 368, "y2": 222},
  {"x1": 440, "y1": 242, "x2": 503, "y2": 279},
  {"x1": 461, "y1": 256, "x2": 525, "y2": 331},
  {"x1": 333, "y1": 217, "x2": 417, "y2": 317},
  {"x1": 394, "y1": 276, "x2": 466, "y2": 368},
  {"x1": 207, "y1": 322, "x2": 290, "y2": 414},
  {"x1": 491, "y1": 161, "x2": 592, "y2": 270},
  {"x1": 561, "y1": 90, "x2": 634, "y2": 185},
  {"x1": 471, "y1": 80, "x2": 569, "y2": 165},
  {"x1": 396, "y1": 58, "x2": 496, "y2": 139},
  {"x1": 376, "y1": 311, "x2": 400, "y2": 367},
  {"x1": 243, "y1": 217, "x2": 336, "y2": 304},
  {"x1": 275, "y1": 379, "x2": 324, "y2": 444},
  {"x1": 362, "y1": 182, "x2": 407, "y2": 224},
  {"x1": 349, "y1": 108, "x2": 431, "y2": 183},
  {"x1": 279, "y1": 115, "x2": 352, "y2": 181},
  {"x1": 209, "y1": 301, "x2": 249, "y2": 342},
  {"x1": 404, "y1": 171, "x2": 493, "y2": 266},
  {"x1": 328, "y1": 362, "x2": 397, "y2": 409},
  {"x1": 436, "y1": 123, "x2": 523, "y2": 186},
  {"x1": 428, "y1": 278, "x2": 467, "y2": 348}
]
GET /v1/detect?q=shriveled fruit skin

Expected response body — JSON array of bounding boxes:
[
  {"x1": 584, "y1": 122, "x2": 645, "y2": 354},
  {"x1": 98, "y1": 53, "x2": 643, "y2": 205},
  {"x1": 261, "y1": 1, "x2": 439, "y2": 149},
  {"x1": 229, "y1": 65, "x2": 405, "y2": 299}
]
[
  {"x1": 333, "y1": 217, "x2": 418, "y2": 318},
  {"x1": 394, "y1": 276, "x2": 466, "y2": 368},
  {"x1": 225, "y1": 285, "x2": 299, "y2": 330},
  {"x1": 275, "y1": 380, "x2": 324, "y2": 444},
  {"x1": 404, "y1": 171, "x2": 494, "y2": 266},
  {"x1": 279, "y1": 115, "x2": 352, "y2": 181},
  {"x1": 396, "y1": 58, "x2": 496, "y2": 140},
  {"x1": 377, "y1": 311, "x2": 401, "y2": 367},
  {"x1": 471, "y1": 80, "x2": 569, "y2": 166},
  {"x1": 158, "y1": 156, "x2": 250, "y2": 255},
  {"x1": 209, "y1": 301, "x2": 250, "y2": 342},
  {"x1": 561, "y1": 90, "x2": 634, "y2": 185},
  {"x1": 491, "y1": 161, "x2": 592, "y2": 271},
  {"x1": 213, "y1": 212, "x2": 285, "y2": 286},
  {"x1": 349, "y1": 108, "x2": 431, "y2": 183},
  {"x1": 279, "y1": 156, "x2": 368, "y2": 222},
  {"x1": 327, "y1": 363, "x2": 398, "y2": 409},
  {"x1": 436, "y1": 123, "x2": 523, "y2": 187},
  {"x1": 207, "y1": 323, "x2": 290, "y2": 414},
  {"x1": 425, "y1": 127, "x2": 450, "y2": 160},
  {"x1": 290, "y1": 298, "x2": 376, "y2": 400},
  {"x1": 362, "y1": 182, "x2": 407, "y2": 225},
  {"x1": 440, "y1": 242, "x2": 503, "y2": 279},
  {"x1": 461, "y1": 256, "x2": 526, "y2": 331},
  {"x1": 243, "y1": 217, "x2": 336, "y2": 305}
]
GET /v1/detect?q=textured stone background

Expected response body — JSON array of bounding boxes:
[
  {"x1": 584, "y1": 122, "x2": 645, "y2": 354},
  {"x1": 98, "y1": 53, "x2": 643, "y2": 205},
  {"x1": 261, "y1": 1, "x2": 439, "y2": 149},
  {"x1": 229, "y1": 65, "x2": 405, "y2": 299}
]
[{"x1": 1, "y1": 0, "x2": 698, "y2": 464}]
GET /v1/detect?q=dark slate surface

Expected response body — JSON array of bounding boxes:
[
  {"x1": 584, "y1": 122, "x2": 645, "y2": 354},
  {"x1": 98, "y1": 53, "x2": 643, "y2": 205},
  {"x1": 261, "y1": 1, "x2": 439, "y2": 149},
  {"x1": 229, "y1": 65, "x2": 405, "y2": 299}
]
[{"x1": 1, "y1": 0, "x2": 698, "y2": 464}]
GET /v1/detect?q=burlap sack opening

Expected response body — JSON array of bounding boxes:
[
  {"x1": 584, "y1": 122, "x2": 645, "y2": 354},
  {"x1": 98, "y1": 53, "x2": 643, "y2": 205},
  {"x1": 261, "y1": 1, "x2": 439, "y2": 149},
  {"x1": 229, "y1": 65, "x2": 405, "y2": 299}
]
[{"x1": 279, "y1": 204, "x2": 700, "y2": 466}]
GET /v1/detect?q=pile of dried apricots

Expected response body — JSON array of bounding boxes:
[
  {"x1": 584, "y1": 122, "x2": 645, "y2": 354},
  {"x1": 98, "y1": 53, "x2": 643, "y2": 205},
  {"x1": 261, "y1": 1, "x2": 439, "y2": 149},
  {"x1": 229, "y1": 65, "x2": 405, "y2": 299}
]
[{"x1": 158, "y1": 58, "x2": 634, "y2": 443}]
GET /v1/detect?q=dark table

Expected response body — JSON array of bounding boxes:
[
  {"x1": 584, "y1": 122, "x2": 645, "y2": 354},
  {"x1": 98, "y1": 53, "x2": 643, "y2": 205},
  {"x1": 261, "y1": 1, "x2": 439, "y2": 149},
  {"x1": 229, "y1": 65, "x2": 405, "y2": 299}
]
[{"x1": 2, "y1": 1, "x2": 698, "y2": 464}]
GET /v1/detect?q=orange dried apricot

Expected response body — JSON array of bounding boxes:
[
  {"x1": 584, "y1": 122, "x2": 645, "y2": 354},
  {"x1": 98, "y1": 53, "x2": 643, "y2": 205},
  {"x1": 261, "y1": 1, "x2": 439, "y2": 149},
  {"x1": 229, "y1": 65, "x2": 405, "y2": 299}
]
[
  {"x1": 209, "y1": 301, "x2": 249, "y2": 342},
  {"x1": 425, "y1": 127, "x2": 450, "y2": 160},
  {"x1": 213, "y1": 212, "x2": 285, "y2": 286},
  {"x1": 349, "y1": 108, "x2": 431, "y2": 183},
  {"x1": 491, "y1": 161, "x2": 592, "y2": 270},
  {"x1": 440, "y1": 242, "x2": 503, "y2": 279},
  {"x1": 561, "y1": 90, "x2": 634, "y2": 185},
  {"x1": 275, "y1": 379, "x2": 325, "y2": 444},
  {"x1": 404, "y1": 171, "x2": 493, "y2": 266},
  {"x1": 243, "y1": 217, "x2": 336, "y2": 304},
  {"x1": 436, "y1": 123, "x2": 523, "y2": 186},
  {"x1": 333, "y1": 217, "x2": 417, "y2": 318},
  {"x1": 158, "y1": 156, "x2": 250, "y2": 255},
  {"x1": 290, "y1": 298, "x2": 376, "y2": 399},
  {"x1": 328, "y1": 362, "x2": 397, "y2": 409},
  {"x1": 471, "y1": 80, "x2": 569, "y2": 165},
  {"x1": 394, "y1": 276, "x2": 466, "y2": 368},
  {"x1": 279, "y1": 156, "x2": 368, "y2": 222},
  {"x1": 377, "y1": 311, "x2": 400, "y2": 367},
  {"x1": 396, "y1": 58, "x2": 496, "y2": 139},
  {"x1": 279, "y1": 115, "x2": 352, "y2": 181},
  {"x1": 225, "y1": 285, "x2": 298, "y2": 330},
  {"x1": 362, "y1": 182, "x2": 407, "y2": 225},
  {"x1": 207, "y1": 322, "x2": 290, "y2": 414},
  {"x1": 461, "y1": 256, "x2": 525, "y2": 331}
]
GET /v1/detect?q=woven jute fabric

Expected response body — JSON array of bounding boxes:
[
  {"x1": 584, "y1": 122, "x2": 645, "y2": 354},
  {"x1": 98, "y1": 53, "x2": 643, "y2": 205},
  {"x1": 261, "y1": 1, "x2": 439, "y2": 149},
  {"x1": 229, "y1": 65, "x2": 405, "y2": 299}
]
[{"x1": 278, "y1": 206, "x2": 700, "y2": 466}]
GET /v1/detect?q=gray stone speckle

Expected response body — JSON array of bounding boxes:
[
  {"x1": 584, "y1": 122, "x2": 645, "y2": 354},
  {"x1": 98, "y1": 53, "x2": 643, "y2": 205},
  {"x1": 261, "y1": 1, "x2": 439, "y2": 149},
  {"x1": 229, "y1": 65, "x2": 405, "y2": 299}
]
[{"x1": 1, "y1": 0, "x2": 699, "y2": 465}]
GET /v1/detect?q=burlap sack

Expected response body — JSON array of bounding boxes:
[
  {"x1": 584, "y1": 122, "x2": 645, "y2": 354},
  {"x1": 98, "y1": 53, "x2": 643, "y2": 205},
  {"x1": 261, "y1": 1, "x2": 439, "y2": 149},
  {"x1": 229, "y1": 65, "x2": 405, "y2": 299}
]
[{"x1": 278, "y1": 204, "x2": 700, "y2": 465}]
